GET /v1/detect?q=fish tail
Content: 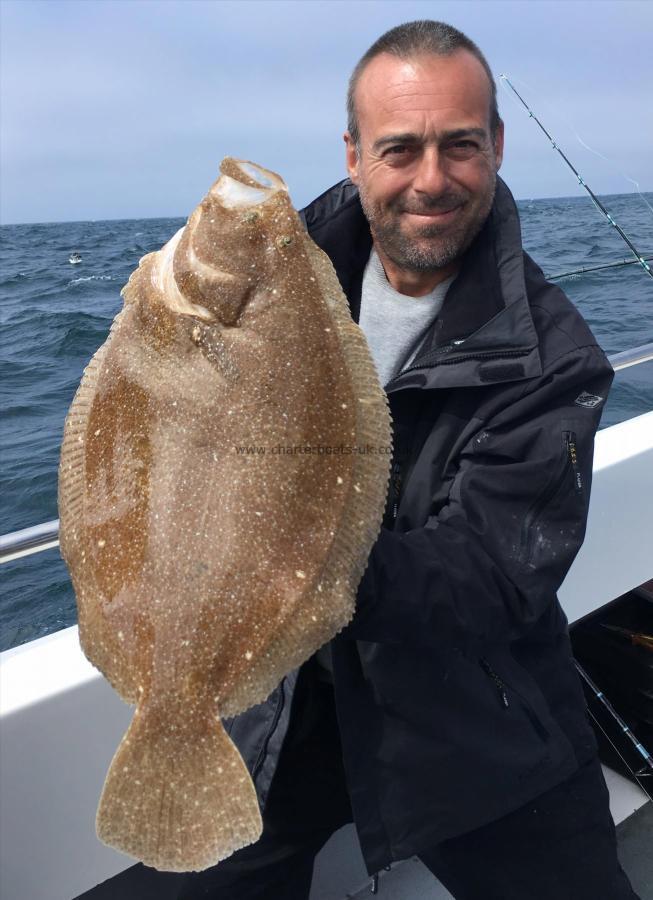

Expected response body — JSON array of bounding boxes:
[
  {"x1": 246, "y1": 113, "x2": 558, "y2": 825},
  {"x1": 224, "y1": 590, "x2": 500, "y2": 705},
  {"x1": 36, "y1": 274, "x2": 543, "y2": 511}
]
[{"x1": 96, "y1": 702, "x2": 263, "y2": 872}]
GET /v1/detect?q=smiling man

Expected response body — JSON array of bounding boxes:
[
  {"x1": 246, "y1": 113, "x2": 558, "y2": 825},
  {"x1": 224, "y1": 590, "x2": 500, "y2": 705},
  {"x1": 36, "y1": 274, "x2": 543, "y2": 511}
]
[
  {"x1": 347, "y1": 48, "x2": 503, "y2": 294},
  {"x1": 176, "y1": 21, "x2": 639, "y2": 900}
]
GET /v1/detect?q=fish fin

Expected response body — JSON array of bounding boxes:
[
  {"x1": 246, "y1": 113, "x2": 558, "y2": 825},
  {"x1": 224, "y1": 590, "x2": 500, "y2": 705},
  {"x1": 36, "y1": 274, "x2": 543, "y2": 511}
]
[
  {"x1": 59, "y1": 325, "x2": 114, "y2": 557},
  {"x1": 58, "y1": 304, "x2": 132, "y2": 546},
  {"x1": 58, "y1": 310, "x2": 140, "y2": 702},
  {"x1": 96, "y1": 702, "x2": 263, "y2": 872}
]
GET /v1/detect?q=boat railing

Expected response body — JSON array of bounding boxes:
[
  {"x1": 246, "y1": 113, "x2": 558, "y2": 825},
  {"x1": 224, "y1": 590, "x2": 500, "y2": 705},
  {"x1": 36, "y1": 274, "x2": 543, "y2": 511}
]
[
  {"x1": 0, "y1": 519, "x2": 60, "y2": 564},
  {"x1": 2, "y1": 341, "x2": 652, "y2": 565},
  {"x1": 607, "y1": 342, "x2": 653, "y2": 372}
]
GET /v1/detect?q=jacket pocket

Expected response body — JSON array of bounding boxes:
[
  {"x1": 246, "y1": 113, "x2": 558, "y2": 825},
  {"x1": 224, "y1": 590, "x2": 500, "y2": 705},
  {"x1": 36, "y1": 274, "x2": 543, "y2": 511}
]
[
  {"x1": 519, "y1": 430, "x2": 581, "y2": 568},
  {"x1": 479, "y1": 657, "x2": 550, "y2": 743}
]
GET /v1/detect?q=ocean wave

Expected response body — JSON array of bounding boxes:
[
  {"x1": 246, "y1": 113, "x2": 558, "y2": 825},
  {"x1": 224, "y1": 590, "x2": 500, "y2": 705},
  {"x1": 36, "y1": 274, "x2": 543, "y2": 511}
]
[
  {"x1": 55, "y1": 318, "x2": 111, "y2": 358},
  {"x1": 68, "y1": 274, "x2": 115, "y2": 285},
  {"x1": 0, "y1": 272, "x2": 29, "y2": 288}
]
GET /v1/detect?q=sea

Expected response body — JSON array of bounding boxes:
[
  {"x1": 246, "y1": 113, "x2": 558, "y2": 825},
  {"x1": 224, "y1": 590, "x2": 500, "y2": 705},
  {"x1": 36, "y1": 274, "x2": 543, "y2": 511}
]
[{"x1": 1, "y1": 192, "x2": 652, "y2": 652}]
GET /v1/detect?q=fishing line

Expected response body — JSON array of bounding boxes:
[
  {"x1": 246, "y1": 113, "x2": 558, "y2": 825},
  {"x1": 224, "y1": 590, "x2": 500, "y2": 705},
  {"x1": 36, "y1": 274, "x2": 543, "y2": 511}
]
[
  {"x1": 575, "y1": 661, "x2": 653, "y2": 784},
  {"x1": 500, "y1": 74, "x2": 653, "y2": 281},
  {"x1": 584, "y1": 706, "x2": 653, "y2": 803},
  {"x1": 574, "y1": 134, "x2": 653, "y2": 218},
  {"x1": 499, "y1": 74, "x2": 653, "y2": 220}
]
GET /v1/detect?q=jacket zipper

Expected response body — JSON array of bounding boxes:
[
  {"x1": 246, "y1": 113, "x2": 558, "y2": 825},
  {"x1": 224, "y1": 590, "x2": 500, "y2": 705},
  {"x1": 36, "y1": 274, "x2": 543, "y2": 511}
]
[
  {"x1": 251, "y1": 681, "x2": 286, "y2": 782},
  {"x1": 566, "y1": 432, "x2": 583, "y2": 493},
  {"x1": 479, "y1": 657, "x2": 549, "y2": 741},
  {"x1": 479, "y1": 658, "x2": 509, "y2": 708},
  {"x1": 391, "y1": 459, "x2": 403, "y2": 520},
  {"x1": 520, "y1": 430, "x2": 579, "y2": 565},
  {"x1": 400, "y1": 346, "x2": 532, "y2": 375}
]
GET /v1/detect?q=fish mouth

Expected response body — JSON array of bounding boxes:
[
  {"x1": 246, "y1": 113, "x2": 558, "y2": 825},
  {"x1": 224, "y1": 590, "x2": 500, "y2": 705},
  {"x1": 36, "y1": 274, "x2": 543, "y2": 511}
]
[
  {"x1": 210, "y1": 159, "x2": 287, "y2": 209},
  {"x1": 150, "y1": 157, "x2": 291, "y2": 324}
]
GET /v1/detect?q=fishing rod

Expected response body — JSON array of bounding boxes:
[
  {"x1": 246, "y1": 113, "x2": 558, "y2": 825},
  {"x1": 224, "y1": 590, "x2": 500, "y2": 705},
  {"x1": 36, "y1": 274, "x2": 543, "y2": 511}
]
[
  {"x1": 547, "y1": 256, "x2": 653, "y2": 281},
  {"x1": 575, "y1": 661, "x2": 653, "y2": 798},
  {"x1": 601, "y1": 624, "x2": 653, "y2": 652},
  {"x1": 500, "y1": 75, "x2": 653, "y2": 282}
]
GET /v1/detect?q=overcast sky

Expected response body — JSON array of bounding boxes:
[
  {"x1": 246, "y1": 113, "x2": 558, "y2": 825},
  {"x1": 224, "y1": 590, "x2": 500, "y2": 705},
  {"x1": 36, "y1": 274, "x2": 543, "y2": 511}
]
[{"x1": 1, "y1": 0, "x2": 651, "y2": 224}]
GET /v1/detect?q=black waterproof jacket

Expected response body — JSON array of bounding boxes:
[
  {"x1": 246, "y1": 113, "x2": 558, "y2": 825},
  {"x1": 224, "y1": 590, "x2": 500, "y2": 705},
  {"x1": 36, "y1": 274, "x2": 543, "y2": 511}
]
[{"x1": 224, "y1": 176, "x2": 615, "y2": 875}]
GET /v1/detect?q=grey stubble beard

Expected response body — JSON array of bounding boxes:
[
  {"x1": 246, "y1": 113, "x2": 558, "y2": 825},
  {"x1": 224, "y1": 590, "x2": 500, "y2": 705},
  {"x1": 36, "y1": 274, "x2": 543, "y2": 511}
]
[{"x1": 357, "y1": 176, "x2": 496, "y2": 274}]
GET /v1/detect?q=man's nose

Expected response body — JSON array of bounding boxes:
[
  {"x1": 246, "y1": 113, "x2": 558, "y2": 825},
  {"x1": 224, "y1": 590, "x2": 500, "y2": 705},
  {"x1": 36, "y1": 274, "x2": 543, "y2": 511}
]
[{"x1": 412, "y1": 148, "x2": 450, "y2": 196}]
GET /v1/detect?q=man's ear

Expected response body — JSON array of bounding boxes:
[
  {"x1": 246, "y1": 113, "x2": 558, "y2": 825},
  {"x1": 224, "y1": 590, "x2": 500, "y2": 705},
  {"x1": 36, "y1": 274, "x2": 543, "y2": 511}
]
[
  {"x1": 493, "y1": 120, "x2": 505, "y2": 171},
  {"x1": 344, "y1": 132, "x2": 360, "y2": 185}
]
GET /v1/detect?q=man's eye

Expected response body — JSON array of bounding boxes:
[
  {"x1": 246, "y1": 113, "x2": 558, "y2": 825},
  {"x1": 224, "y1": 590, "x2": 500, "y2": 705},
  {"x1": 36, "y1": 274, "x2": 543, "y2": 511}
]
[
  {"x1": 445, "y1": 140, "x2": 481, "y2": 159},
  {"x1": 385, "y1": 146, "x2": 408, "y2": 155}
]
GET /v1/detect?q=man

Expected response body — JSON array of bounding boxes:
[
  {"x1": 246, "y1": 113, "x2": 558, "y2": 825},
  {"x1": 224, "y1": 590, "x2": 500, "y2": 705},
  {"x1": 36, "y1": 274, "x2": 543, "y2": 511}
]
[{"x1": 178, "y1": 20, "x2": 638, "y2": 900}]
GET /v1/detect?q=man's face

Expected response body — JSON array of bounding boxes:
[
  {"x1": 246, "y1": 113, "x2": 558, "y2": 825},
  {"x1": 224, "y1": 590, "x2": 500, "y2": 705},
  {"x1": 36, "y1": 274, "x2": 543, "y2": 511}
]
[{"x1": 345, "y1": 50, "x2": 504, "y2": 278}]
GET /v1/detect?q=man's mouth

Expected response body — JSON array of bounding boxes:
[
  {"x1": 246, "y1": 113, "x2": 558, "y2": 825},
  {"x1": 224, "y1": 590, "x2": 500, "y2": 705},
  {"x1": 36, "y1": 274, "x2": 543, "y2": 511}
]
[
  {"x1": 403, "y1": 205, "x2": 462, "y2": 224},
  {"x1": 402, "y1": 201, "x2": 463, "y2": 225}
]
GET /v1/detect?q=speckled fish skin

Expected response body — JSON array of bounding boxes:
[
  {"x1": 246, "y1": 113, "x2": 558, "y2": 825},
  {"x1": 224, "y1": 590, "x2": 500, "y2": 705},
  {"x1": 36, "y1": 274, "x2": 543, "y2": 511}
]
[{"x1": 58, "y1": 158, "x2": 392, "y2": 872}]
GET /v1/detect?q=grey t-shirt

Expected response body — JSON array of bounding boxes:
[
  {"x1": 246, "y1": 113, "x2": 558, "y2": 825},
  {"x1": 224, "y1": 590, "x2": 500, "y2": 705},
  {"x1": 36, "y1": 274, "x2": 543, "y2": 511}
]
[
  {"x1": 358, "y1": 248, "x2": 454, "y2": 387},
  {"x1": 314, "y1": 249, "x2": 454, "y2": 682}
]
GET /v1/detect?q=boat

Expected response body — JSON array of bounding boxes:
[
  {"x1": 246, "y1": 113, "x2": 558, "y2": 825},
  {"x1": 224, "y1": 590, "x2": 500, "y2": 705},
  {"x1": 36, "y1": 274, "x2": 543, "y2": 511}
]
[
  {"x1": 69, "y1": 252, "x2": 82, "y2": 265},
  {"x1": 1, "y1": 338, "x2": 651, "y2": 899}
]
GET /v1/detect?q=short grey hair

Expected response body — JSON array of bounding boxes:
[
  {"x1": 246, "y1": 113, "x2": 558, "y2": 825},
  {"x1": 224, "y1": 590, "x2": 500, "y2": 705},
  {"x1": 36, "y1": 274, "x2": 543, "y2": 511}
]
[{"x1": 346, "y1": 20, "x2": 501, "y2": 148}]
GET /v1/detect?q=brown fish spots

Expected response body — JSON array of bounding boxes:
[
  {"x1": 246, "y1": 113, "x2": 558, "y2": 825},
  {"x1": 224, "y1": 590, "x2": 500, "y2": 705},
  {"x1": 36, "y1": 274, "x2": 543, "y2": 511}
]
[{"x1": 59, "y1": 157, "x2": 391, "y2": 872}]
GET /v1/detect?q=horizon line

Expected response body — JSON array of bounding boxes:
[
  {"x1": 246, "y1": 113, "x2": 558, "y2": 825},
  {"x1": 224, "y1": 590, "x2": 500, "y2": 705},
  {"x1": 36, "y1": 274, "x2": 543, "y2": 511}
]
[{"x1": 2, "y1": 188, "x2": 652, "y2": 228}]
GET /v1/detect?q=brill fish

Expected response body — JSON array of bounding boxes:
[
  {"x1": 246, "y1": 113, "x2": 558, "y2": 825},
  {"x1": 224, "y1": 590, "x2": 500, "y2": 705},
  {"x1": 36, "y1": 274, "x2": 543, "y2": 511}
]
[{"x1": 58, "y1": 158, "x2": 392, "y2": 872}]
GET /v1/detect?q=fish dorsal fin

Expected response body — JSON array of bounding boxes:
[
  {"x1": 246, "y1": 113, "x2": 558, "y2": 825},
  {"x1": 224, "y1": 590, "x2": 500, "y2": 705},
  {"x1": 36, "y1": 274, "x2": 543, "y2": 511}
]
[{"x1": 58, "y1": 308, "x2": 139, "y2": 702}]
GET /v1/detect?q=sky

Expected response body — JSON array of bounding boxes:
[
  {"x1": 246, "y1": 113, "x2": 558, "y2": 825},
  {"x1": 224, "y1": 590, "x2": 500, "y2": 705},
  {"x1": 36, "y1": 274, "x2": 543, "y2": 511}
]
[{"x1": 1, "y1": 0, "x2": 652, "y2": 224}]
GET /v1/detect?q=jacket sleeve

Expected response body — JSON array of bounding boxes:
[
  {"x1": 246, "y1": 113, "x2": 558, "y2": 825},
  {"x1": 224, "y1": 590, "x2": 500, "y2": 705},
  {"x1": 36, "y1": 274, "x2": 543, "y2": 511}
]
[{"x1": 339, "y1": 344, "x2": 614, "y2": 654}]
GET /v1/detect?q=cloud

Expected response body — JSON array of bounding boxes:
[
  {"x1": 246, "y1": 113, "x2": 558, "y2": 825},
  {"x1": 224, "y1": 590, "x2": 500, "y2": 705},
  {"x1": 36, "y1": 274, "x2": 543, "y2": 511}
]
[{"x1": 2, "y1": 0, "x2": 651, "y2": 223}]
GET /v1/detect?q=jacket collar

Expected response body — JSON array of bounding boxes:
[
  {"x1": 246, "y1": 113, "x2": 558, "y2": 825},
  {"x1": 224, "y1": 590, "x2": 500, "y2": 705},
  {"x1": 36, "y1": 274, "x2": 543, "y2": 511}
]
[{"x1": 300, "y1": 176, "x2": 542, "y2": 390}]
